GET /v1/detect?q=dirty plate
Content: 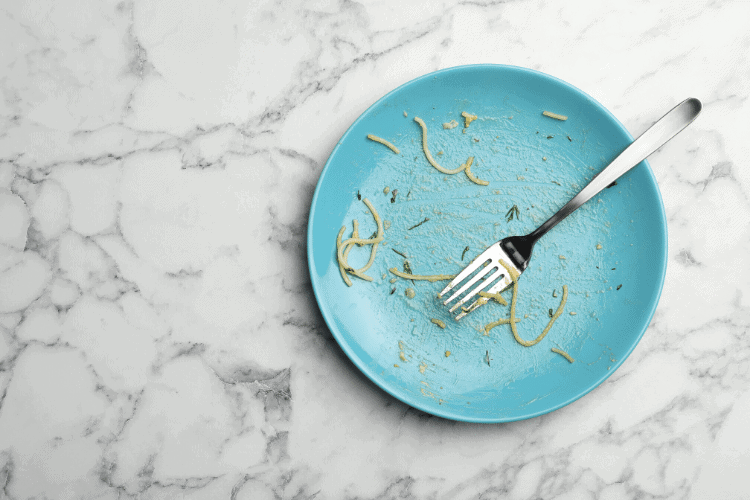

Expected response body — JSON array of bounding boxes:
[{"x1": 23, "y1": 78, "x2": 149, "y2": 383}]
[{"x1": 307, "y1": 65, "x2": 667, "y2": 423}]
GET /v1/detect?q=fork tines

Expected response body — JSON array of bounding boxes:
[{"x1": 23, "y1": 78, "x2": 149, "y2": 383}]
[{"x1": 439, "y1": 243, "x2": 519, "y2": 320}]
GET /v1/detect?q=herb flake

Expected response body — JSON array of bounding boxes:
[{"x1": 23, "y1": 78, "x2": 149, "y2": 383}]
[
  {"x1": 408, "y1": 217, "x2": 430, "y2": 231},
  {"x1": 392, "y1": 248, "x2": 408, "y2": 259},
  {"x1": 403, "y1": 260, "x2": 415, "y2": 284},
  {"x1": 461, "y1": 246, "x2": 470, "y2": 261},
  {"x1": 505, "y1": 204, "x2": 521, "y2": 222}
]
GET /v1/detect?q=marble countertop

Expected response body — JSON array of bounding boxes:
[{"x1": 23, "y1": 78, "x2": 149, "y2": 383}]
[{"x1": 1, "y1": 0, "x2": 749, "y2": 498}]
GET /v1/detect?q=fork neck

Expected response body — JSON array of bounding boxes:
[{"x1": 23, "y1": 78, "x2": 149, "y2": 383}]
[
  {"x1": 500, "y1": 233, "x2": 537, "y2": 271},
  {"x1": 528, "y1": 216, "x2": 558, "y2": 242}
]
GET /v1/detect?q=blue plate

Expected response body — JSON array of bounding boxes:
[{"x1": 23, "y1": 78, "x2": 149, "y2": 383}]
[{"x1": 307, "y1": 65, "x2": 667, "y2": 423}]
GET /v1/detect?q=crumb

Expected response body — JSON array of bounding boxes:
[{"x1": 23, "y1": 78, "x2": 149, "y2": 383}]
[
  {"x1": 569, "y1": 312, "x2": 577, "y2": 316},
  {"x1": 443, "y1": 120, "x2": 459, "y2": 129},
  {"x1": 403, "y1": 111, "x2": 408, "y2": 117},
  {"x1": 461, "y1": 111, "x2": 478, "y2": 129},
  {"x1": 559, "y1": 255, "x2": 566, "y2": 260},
  {"x1": 445, "y1": 351, "x2": 451, "y2": 357},
  {"x1": 384, "y1": 186, "x2": 390, "y2": 194},
  {"x1": 596, "y1": 243, "x2": 602, "y2": 250},
  {"x1": 419, "y1": 362, "x2": 427, "y2": 374},
  {"x1": 543, "y1": 157, "x2": 547, "y2": 161}
]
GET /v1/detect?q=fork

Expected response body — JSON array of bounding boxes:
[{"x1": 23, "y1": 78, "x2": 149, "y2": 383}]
[{"x1": 440, "y1": 97, "x2": 702, "y2": 320}]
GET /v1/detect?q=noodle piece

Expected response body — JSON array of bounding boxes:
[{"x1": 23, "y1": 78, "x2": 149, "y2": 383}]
[
  {"x1": 498, "y1": 259, "x2": 568, "y2": 347},
  {"x1": 478, "y1": 291, "x2": 507, "y2": 306},
  {"x1": 463, "y1": 157, "x2": 489, "y2": 186},
  {"x1": 389, "y1": 268, "x2": 455, "y2": 282},
  {"x1": 367, "y1": 134, "x2": 400, "y2": 154},
  {"x1": 414, "y1": 117, "x2": 469, "y2": 175},
  {"x1": 484, "y1": 317, "x2": 522, "y2": 335},
  {"x1": 336, "y1": 220, "x2": 361, "y2": 286},
  {"x1": 542, "y1": 111, "x2": 568, "y2": 121},
  {"x1": 462, "y1": 296, "x2": 489, "y2": 313},
  {"x1": 336, "y1": 227, "x2": 352, "y2": 287},
  {"x1": 336, "y1": 198, "x2": 384, "y2": 284},
  {"x1": 348, "y1": 220, "x2": 359, "y2": 250},
  {"x1": 551, "y1": 347, "x2": 574, "y2": 363}
]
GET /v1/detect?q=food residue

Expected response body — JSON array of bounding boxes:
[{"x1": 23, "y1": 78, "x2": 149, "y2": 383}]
[
  {"x1": 489, "y1": 259, "x2": 569, "y2": 347},
  {"x1": 551, "y1": 347, "x2": 574, "y2": 363},
  {"x1": 506, "y1": 205, "x2": 520, "y2": 222},
  {"x1": 408, "y1": 217, "x2": 430, "y2": 231},
  {"x1": 464, "y1": 157, "x2": 489, "y2": 186},
  {"x1": 462, "y1": 111, "x2": 477, "y2": 129},
  {"x1": 398, "y1": 341, "x2": 407, "y2": 362},
  {"x1": 336, "y1": 198, "x2": 384, "y2": 286},
  {"x1": 542, "y1": 110, "x2": 568, "y2": 121},
  {"x1": 414, "y1": 117, "x2": 471, "y2": 174},
  {"x1": 431, "y1": 318, "x2": 446, "y2": 329},
  {"x1": 383, "y1": 186, "x2": 390, "y2": 194},
  {"x1": 389, "y1": 268, "x2": 455, "y2": 282},
  {"x1": 443, "y1": 120, "x2": 459, "y2": 129},
  {"x1": 445, "y1": 351, "x2": 451, "y2": 357},
  {"x1": 405, "y1": 288, "x2": 416, "y2": 299},
  {"x1": 479, "y1": 291, "x2": 508, "y2": 306},
  {"x1": 366, "y1": 134, "x2": 400, "y2": 154}
]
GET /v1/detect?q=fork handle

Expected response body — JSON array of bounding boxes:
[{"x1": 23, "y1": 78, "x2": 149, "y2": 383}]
[{"x1": 528, "y1": 98, "x2": 702, "y2": 241}]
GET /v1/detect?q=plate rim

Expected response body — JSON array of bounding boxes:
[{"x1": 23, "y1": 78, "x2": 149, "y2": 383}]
[{"x1": 306, "y1": 63, "x2": 668, "y2": 423}]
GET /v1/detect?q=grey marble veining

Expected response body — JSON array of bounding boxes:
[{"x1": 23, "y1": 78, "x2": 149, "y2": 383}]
[{"x1": 1, "y1": 0, "x2": 749, "y2": 498}]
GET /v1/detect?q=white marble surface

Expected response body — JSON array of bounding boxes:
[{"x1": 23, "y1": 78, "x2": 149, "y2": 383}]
[{"x1": 1, "y1": 0, "x2": 749, "y2": 498}]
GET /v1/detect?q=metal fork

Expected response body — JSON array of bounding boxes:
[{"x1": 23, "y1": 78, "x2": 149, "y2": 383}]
[{"x1": 440, "y1": 97, "x2": 702, "y2": 320}]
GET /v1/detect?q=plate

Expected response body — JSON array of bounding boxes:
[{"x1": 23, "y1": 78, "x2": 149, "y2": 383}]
[{"x1": 307, "y1": 65, "x2": 667, "y2": 423}]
